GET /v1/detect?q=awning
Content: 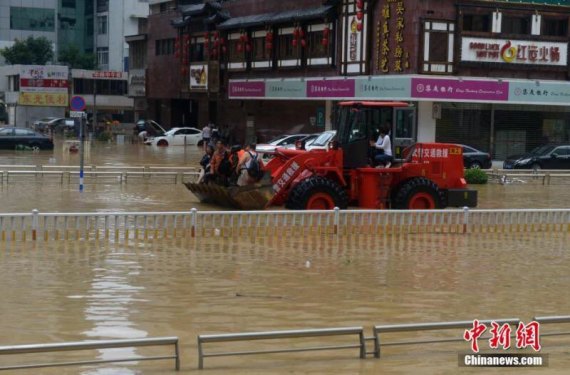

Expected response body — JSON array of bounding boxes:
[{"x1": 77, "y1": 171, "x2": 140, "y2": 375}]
[
  {"x1": 217, "y1": 5, "x2": 335, "y2": 30},
  {"x1": 125, "y1": 34, "x2": 146, "y2": 42},
  {"x1": 180, "y1": 1, "x2": 222, "y2": 17}
]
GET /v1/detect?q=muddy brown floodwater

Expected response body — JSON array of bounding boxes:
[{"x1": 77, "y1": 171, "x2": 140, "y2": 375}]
[
  {"x1": 1, "y1": 142, "x2": 570, "y2": 212},
  {"x1": 1, "y1": 142, "x2": 570, "y2": 374}
]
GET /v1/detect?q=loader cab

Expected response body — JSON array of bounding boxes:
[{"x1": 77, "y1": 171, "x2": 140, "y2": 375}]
[{"x1": 335, "y1": 101, "x2": 410, "y2": 169}]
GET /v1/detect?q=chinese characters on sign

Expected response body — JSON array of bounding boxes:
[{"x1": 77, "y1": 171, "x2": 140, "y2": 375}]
[
  {"x1": 19, "y1": 65, "x2": 69, "y2": 107},
  {"x1": 379, "y1": 0, "x2": 408, "y2": 73},
  {"x1": 273, "y1": 161, "x2": 300, "y2": 194},
  {"x1": 464, "y1": 320, "x2": 541, "y2": 353},
  {"x1": 461, "y1": 37, "x2": 567, "y2": 66}
]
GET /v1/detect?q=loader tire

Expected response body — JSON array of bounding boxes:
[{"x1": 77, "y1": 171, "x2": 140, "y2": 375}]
[
  {"x1": 286, "y1": 176, "x2": 348, "y2": 210},
  {"x1": 393, "y1": 177, "x2": 445, "y2": 210}
]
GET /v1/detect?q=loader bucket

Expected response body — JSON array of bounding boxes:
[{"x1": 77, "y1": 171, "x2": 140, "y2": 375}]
[{"x1": 184, "y1": 182, "x2": 274, "y2": 210}]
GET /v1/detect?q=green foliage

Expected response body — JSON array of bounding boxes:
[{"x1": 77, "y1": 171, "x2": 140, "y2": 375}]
[
  {"x1": 97, "y1": 132, "x2": 112, "y2": 142},
  {"x1": 464, "y1": 168, "x2": 488, "y2": 184},
  {"x1": 0, "y1": 37, "x2": 54, "y2": 65},
  {"x1": 59, "y1": 45, "x2": 96, "y2": 69}
]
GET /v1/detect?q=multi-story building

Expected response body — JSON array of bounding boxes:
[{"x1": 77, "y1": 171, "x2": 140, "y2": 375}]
[{"x1": 142, "y1": 0, "x2": 570, "y2": 158}]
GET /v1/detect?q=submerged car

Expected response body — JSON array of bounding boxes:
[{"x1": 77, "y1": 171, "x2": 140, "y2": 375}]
[
  {"x1": 460, "y1": 145, "x2": 492, "y2": 169},
  {"x1": 0, "y1": 127, "x2": 54, "y2": 150},
  {"x1": 503, "y1": 144, "x2": 570, "y2": 170},
  {"x1": 305, "y1": 130, "x2": 337, "y2": 151},
  {"x1": 150, "y1": 127, "x2": 202, "y2": 146}
]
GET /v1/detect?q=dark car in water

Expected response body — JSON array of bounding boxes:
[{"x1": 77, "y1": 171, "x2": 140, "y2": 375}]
[
  {"x1": 460, "y1": 145, "x2": 492, "y2": 169},
  {"x1": 503, "y1": 144, "x2": 570, "y2": 170},
  {"x1": 0, "y1": 127, "x2": 54, "y2": 150}
]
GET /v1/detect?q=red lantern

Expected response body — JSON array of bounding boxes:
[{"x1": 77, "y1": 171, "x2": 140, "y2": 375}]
[
  {"x1": 266, "y1": 42, "x2": 273, "y2": 50},
  {"x1": 299, "y1": 29, "x2": 305, "y2": 38},
  {"x1": 357, "y1": 11, "x2": 364, "y2": 20},
  {"x1": 240, "y1": 34, "x2": 246, "y2": 42},
  {"x1": 357, "y1": 22, "x2": 363, "y2": 32},
  {"x1": 266, "y1": 32, "x2": 273, "y2": 42},
  {"x1": 220, "y1": 37, "x2": 226, "y2": 45},
  {"x1": 301, "y1": 39, "x2": 306, "y2": 48},
  {"x1": 222, "y1": 46, "x2": 227, "y2": 54},
  {"x1": 356, "y1": 0, "x2": 364, "y2": 9},
  {"x1": 323, "y1": 27, "x2": 330, "y2": 38},
  {"x1": 237, "y1": 42, "x2": 243, "y2": 52},
  {"x1": 292, "y1": 38, "x2": 298, "y2": 47},
  {"x1": 293, "y1": 28, "x2": 300, "y2": 38},
  {"x1": 321, "y1": 38, "x2": 329, "y2": 46}
]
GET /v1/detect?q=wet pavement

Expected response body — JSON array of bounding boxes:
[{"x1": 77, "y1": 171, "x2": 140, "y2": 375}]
[{"x1": 1, "y1": 142, "x2": 570, "y2": 374}]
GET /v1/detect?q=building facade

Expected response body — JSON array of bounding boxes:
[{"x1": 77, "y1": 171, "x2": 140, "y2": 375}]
[{"x1": 141, "y1": 0, "x2": 570, "y2": 157}]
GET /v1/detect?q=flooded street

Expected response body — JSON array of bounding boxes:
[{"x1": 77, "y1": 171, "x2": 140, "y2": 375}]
[
  {"x1": 1, "y1": 142, "x2": 570, "y2": 374},
  {"x1": 1, "y1": 141, "x2": 570, "y2": 212},
  {"x1": 1, "y1": 233, "x2": 570, "y2": 373}
]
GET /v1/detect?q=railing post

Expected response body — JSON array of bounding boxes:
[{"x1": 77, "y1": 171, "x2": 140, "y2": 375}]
[
  {"x1": 334, "y1": 207, "x2": 339, "y2": 235},
  {"x1": 174, "y1": 339, "x2": 180, "y2": 371},
  {"x1": 197, "y1": 336, "x2": 204, "y2": 370},
  {"x1": 462, "y1": 206, "x2": 469, "y2": 234},
  {"x1": 191, "y1": 208, "x2": 197, "y2": 238},
  {"x1": 373, "y1": 327, "x2": 381, "y2": 358},
  {"x1": 32, "y1": 209, "x2": 39, "y2": 241}
]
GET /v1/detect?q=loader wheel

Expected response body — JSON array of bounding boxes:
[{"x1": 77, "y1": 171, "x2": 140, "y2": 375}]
[
  {"x1": 393, "y1": 177, "x2": 445, "y2": 210},
  {"x1": 286, "y1": 176, "x2": 348, "y2": 210}
]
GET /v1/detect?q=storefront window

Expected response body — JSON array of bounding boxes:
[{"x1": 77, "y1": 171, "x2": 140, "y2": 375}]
[
  {"x1": 278, "y1": 34, "x2": 300, "y2": 60},
  {"x1": 190, "y1": 39, "x2": 204, "y2": 61},
  {"x1": 502, "y1": 15, "x2": 531, "y2": 34},
  {"x1": 542, "y1": 18, "x2": 568, "y2": 36},
  {"x1": 228, "y1": 40, "x2": 245, "y2": 62},
  {"x1": 253, "y1": 37, "x2": 270, "y2": 61},
  {"x1": 308, "y1": 30, "x2": 329, "y2": 59},
  {"x1": 10, "y1": 7, "x2": 55, "y2": 32},
  {"x1": 463, "y1": 14, "x2": 491, "y2": 32}
]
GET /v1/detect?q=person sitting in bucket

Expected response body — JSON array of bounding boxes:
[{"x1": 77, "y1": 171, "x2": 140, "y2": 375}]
[{"x1": 236, "y1": 143, "x2": 264, "y2": 186}]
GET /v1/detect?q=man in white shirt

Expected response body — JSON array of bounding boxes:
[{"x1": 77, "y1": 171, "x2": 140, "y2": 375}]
[{"x1": 370, "y1": 127, "x2": 393, "y2": 168}]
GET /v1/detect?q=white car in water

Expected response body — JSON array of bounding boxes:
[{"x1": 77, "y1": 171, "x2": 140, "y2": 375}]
[{"x1": 150, "y1": 127, "x2": 203, "y2": 147}]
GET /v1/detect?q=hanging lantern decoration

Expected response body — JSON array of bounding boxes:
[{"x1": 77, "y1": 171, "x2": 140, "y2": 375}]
[
  {"x1": 292, "y1": 38, "x2": 298, "y2": 47},
  {"x1": 356, "y1": 11, "x2": 364, "y2": 21},
  {"x1": 356, "y1": 0, "x2": 364, "y2": 9},
  {"x1": 323, "y1": 26, "x2": 330, "y2": 38},
  {"x1": 357, "y1": 22, "x2": 363, "y2": 32},
  {"x1": 321, "y1": 38, "x2": 329, "y2": 47},
  {"x1": 237, "y1": 41, "x2": 243, "y2": 53},
  {"x1": 293, "y1": 27, "x2": 300, "y2": 39},
  {"x1": 245, "y1": 43, "x2": 252, "y2": 53},
  {"x1": 301, "y1": 39, "x2": 307, "y2": 48}
]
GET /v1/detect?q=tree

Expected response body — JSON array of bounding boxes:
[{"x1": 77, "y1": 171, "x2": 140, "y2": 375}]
[
  {"x1": 59, "y1": 45, "x2": 97, "y2": 70},
  {"x1": 0, "y1": 36, "x2": 54, "y2": 65}
]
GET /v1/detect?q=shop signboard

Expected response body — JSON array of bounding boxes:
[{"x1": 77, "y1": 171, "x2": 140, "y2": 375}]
[
  {"x1": 190, "y1": 64, "x2": 208, "y2": 91},
  {"x1": 461, "y1": 37, "x2": 567, "y2": 66},
  {"x1": 266, "y1": 80, "x2": 306, "y2": 98},
  {"x1": 72, "y1": 70, "x2": 125, "y2": 80},
  {"x1": 509, "y1": 81, "x2": 570, "y2": 104},
  {"x1": 19, "y1": 65, "x2": 69, "y2": 107},
  {"x1": 354, "y1": 76, "x2": 410, "y2": 99},
  {"x1": 307, "y1": 79, "x2": 355, "y2": 98},
  {"x1": 228, "y1": 81, "x2": 265, "y2": 98},
  {"x1": 411, "y1": 77, "x2": 509, "y2": 102},
  {"x1": 128, "y1": 69, "x2": 146, "y2": 97}
]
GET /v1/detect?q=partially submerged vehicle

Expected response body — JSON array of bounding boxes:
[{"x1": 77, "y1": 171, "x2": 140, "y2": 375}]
[{"x1": 185, "y1": 101, "x2": 477, "y2": 210}]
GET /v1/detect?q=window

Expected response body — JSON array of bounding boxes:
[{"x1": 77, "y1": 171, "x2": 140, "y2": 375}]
[
  {"x1": 463, "y1": 14, "x2": 491, "y2": 32},
  {"x1": 190, "y1": 39, "x2": 204, "y2": 61},
  {"x1": 308, "y1": 30, "x2": 329, "y2": 59},
  {"x1": 155, "y1": 39, "x2": 175, "y2": 56},
  {"x1": 97, "y1": 47, "x2": 109, "y2": 65},
  {"x1": 253, "y1": 37, "x2": 270, "y2": 61},
  {"x1": 86, "y1": 18, "x2": 94, "y2": 36},
  {"x1": 62, "y1": 0, "x2": 76, "y2": 8},
  {"x1": 15, "y1": 129, "x2": 35, "y2": 136},
  {"x1": 10, "y1": 7, "x2": 55, "y2": 32},
  {"x1": 429, "y1": 32, "x2": 448, "y2": 62},
  {"x1": 97, "y1": 16, "x2": 107, "y2": 35},
  {"x1": 502, "y1": 15, "x2": 530, "y2": 34},
  {"x1": 229, "y1": 39, "x2": 245, "y2": 62},
  {"x1": 422, "y1": 20, "x2": 454, "y2": 74},
  {"x1": 0, "y1": 129, "x2": 14, "y2": 136},
  {"x1": 97, "y1": 0, "x2": 109, "y2": 13},
  {"x1": 278, "y1": 34, "x2": 300, "y2": 60},
  {"x1": 543, "y1": 18, "x2": 568, "y2": 37}
]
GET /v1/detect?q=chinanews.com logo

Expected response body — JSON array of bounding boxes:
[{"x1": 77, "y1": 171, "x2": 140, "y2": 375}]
[{"x1": 459, "y1": 320, "x2": 548, "y2": 367}]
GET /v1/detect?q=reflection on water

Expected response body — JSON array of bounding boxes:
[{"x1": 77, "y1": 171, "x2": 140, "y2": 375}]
[{"x1": 1, "y1": 233, "x2": 570, "y2": 374}]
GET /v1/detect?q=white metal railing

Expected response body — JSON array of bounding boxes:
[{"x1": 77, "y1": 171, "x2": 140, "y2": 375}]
[
  {"x1": 372, "y1": 318, "x2": 520, "y2": 358},
  {"x1": 0, "y1": 170, "x2": 200, "y2": 185},
  {"x1": 2, "y1": 207, "x2": 570, "y2": 242},
  {"x1": 197, "y1": 327, "x2": 365, "y2": 369},
  {"x1": 0, "y1": 337, "x2": 180, "y2": 371}
]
